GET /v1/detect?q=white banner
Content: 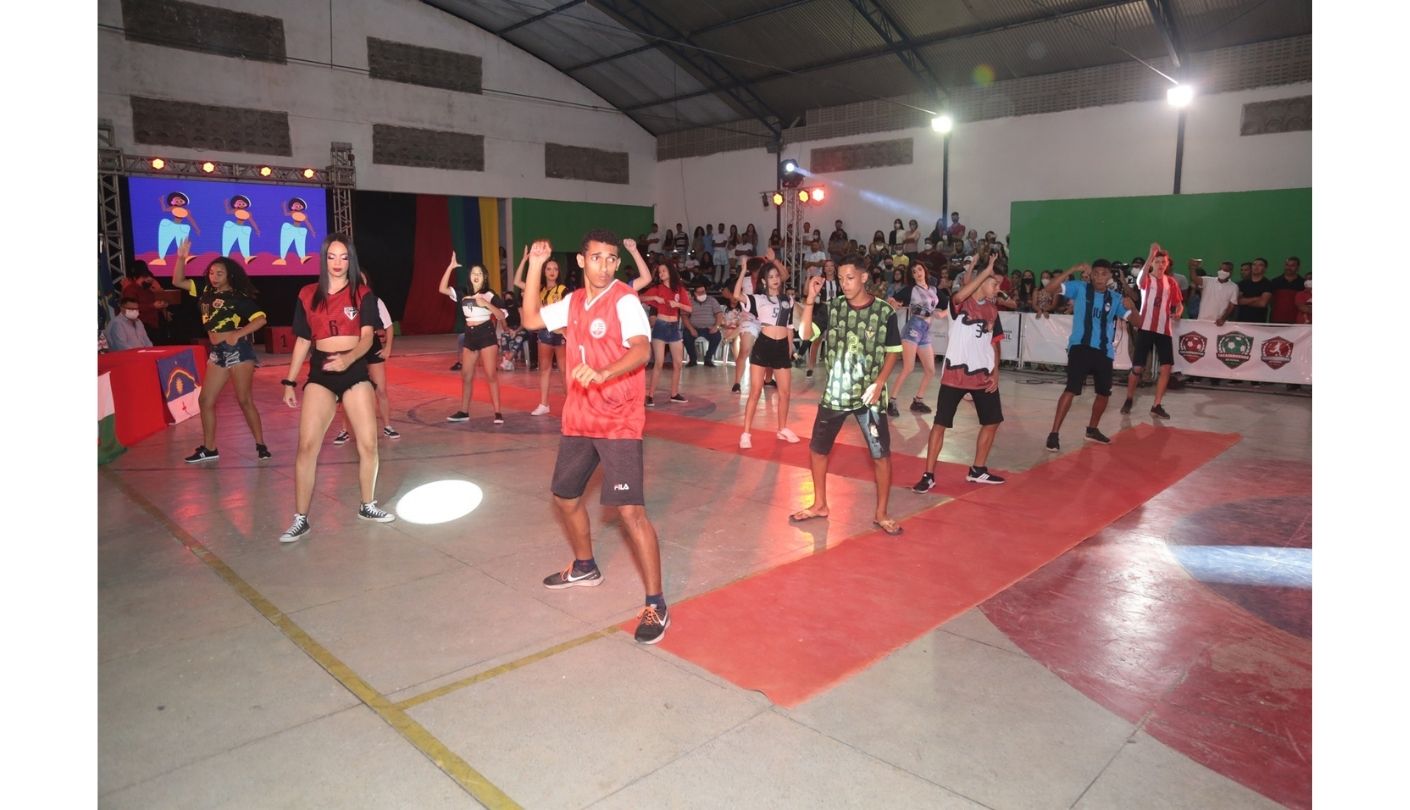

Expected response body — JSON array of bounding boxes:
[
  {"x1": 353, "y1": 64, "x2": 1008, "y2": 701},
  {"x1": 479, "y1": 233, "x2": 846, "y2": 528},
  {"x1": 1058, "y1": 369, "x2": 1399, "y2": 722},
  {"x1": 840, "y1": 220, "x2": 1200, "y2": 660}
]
[
  {"x1": 1171, "y1": 321, "x2": 1311, "y2": 384},
  {"x1": 1018, "y1": 314, "x2": 1132, "y2": 371},
  {"x1": 926, "y1": 311, "x2": 1019, "y2": 360}
]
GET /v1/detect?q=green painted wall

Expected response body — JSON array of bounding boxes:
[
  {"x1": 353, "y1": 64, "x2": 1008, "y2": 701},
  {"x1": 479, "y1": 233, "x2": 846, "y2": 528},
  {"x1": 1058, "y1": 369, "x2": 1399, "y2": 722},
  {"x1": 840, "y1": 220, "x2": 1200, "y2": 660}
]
[
  {"x1": 1010, "y1": 189, "x2": 1311, "y2": 276},
  {"x1": 510, "y1": 198, "x2": 653, "y2": 255}
]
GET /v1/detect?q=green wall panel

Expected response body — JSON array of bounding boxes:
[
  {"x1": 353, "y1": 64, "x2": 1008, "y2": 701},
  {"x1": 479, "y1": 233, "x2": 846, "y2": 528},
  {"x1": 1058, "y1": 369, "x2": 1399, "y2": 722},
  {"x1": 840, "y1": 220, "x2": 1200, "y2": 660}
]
[
  {"x1": 510, "y1": 198, "x2": 653, "y2": 255},
  {"x1": 1010, "y1": 189, "x2": 1311, "y2": 276}
]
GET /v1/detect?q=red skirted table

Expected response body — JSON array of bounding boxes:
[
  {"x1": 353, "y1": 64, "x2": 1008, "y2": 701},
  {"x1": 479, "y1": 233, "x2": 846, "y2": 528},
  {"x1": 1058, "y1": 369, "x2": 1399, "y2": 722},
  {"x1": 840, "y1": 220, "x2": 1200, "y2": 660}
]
[{"x1": 97, "y1": 346, "x2": 208, "y2": 447}]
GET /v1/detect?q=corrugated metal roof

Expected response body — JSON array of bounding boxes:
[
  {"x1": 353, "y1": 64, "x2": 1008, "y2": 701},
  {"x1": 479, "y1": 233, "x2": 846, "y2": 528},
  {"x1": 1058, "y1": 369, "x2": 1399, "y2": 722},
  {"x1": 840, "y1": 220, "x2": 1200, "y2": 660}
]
[{"x1": 420, "y1": 0, "x2": 1310, "y2": 135}]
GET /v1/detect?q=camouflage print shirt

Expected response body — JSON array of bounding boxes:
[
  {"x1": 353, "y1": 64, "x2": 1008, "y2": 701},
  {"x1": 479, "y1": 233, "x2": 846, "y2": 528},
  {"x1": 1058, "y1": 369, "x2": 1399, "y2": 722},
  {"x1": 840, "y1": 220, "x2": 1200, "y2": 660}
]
[{"x1": 816, "y1": 296, "x2": 902, "y2": 411}]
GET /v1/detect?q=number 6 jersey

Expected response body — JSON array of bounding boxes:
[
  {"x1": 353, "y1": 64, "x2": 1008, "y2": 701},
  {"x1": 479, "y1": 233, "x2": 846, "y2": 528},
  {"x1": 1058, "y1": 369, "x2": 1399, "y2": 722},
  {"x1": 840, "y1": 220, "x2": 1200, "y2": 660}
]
[{"x1": 940, "y1": 295, "x2": 1004, "y2": 391}]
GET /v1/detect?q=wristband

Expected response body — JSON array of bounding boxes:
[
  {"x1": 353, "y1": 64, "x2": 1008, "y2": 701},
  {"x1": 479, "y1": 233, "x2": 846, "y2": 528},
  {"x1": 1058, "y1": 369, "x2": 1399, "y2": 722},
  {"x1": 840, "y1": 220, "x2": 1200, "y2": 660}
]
[{"x1": 281, "y1": 379, "x2": 297, "y2": 387}]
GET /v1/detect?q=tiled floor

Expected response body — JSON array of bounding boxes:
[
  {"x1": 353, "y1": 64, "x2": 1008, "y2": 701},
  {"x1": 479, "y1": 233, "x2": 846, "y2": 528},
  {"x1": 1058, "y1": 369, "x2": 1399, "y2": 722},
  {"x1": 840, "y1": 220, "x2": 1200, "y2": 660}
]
[{"x1": 98, "y1": 336, "x2": 1310, "y2": 808}]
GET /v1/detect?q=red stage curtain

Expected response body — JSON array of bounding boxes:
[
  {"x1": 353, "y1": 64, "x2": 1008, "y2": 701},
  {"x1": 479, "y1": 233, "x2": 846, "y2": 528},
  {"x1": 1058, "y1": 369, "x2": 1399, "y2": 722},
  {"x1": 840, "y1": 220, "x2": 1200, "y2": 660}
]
[{"x1": 400, "y1": 195, "x2": 457, "y2": 335}]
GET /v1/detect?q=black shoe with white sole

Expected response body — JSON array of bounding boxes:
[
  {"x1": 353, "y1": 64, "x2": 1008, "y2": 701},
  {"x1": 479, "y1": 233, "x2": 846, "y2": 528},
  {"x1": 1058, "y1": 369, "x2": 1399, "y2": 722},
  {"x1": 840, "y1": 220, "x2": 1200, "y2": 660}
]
[
  {"x1": 966, "y1": 466, "x2": 1006, "y2": 485},
  {"x1": 185, "y1": 446, "x2": 219, "y2": 463},
  {"x1": 256, "y1": 443, "x2": 272, "y2": 460},
  {"x1": 1085, "y1": 427, "x2": 1112, "y2": 444},
  {"x1": 912, "y1": 472, "x2": 936, "y2": 493},
  {"x1": 1045, "y1": 432, "x2": 1060, "y2": 452},
  {"x1": 634, "y1": 603, "x2": 670, "y2": 644},
  {"x1": 358, "y1": 501, "x2": 395, "y2": 523},
  {"x1": 279, "y1": 514, "x2": 310, "y2": 543},
  {"x1": 543, "y1": 564, "x2": 603, "y2": 589}
]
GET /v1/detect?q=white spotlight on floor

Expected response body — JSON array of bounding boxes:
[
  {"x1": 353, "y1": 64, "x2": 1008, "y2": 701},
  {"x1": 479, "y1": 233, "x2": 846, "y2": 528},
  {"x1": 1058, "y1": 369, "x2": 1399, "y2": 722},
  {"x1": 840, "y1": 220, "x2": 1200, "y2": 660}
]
[
  {"x1": 396, "y1": 480, "x2": 484, "y2": 525},
  {"x1": 931, "y1": 114, "x2": 953, "y2": 134},
  {"x1": 1167, "y1": 84, "x2": 1195, "y2": 108}
]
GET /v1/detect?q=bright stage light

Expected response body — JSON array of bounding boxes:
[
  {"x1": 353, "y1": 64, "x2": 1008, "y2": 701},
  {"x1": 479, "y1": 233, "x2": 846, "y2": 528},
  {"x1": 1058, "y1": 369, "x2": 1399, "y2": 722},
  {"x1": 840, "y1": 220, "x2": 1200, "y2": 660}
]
[
  {"x1": 1167, "y1": 84, "x2": 1195, "y2": 108},
  {"x1": 931, "y1": 114, "x2": 953, "y2": 134},
  {"x1": 810, "y1": 187, "x2": 825, "y2": 202},
  {"x1": 396, "y1": 480, "x2": 484, "y2": 525},
  {"x1": 771, "y1": 192, "x2": 784, "y2": 206},
  {"x1": 201, "y1": 161, "x2": 216, "y2": 173},
  {"x1": 782, "y1": 159, "x2": 797, "y2": 173},
  {"x1": 302, "y1": 168, "x2": 316, "y2": 179},
  {"x1": 798, "y1": 189, "x2": 809, "y2": 202},
  {"x1": 150, "y1": 158, "x2": 165, "y2": 170},
  {"x1": 259, "y1": 166, "x2": 272, "y2": 177}
]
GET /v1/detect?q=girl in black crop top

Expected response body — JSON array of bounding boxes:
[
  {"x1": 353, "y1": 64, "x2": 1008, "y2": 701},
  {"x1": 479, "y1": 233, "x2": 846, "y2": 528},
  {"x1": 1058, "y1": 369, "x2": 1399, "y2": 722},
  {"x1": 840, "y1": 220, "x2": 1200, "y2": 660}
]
[
  {"x1": 439, "y1": 252, "x2": 508, "y2": 424},
  {"x1": 170, "y1": 238, "x2": 271, "y2": 463}
]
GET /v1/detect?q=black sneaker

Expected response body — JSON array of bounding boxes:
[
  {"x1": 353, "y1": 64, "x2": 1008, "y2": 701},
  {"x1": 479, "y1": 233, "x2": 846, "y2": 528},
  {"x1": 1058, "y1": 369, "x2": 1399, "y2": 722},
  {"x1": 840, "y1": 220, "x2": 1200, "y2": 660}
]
[
  {"x1": 332, "y1": 429, "x2": 350, "y2": 446},
  {"x1": 670, "y1": 394, "x2": 687, "y2": 403},
  {"x1": 446, "y1": 411, "x2": 470, "y2": 422},
  {"x1": 543, "y1": 564, "x2": 603, "y2": 589},
  {"x1": 966, "y1": 466, "x2": 1006, "y2": 485},
  {"x1": 383, "y1": 426, "x2": 401, "y2": 439},
  {"x1": 1085, "y1": 427, "x2": 1111, "y2": 444},
  {"x1": 731, "y1": 383, "x2": 741, "y2": 393},
  {"x1": 185, "y1": 446, "x2": 219, "y2": 463},
  {"x1": 358, "y1": 501, "x2": 395, "y2": 522},
  {"x1": 634, "y1": 603, "x2": 670, "y2": 645},
  {"x1": 705, "y1": 361, "x2": 716, "y2": 367},
  {"x1": 646, "y1": 396, "x2": 655, "y2": 407},
  {"x1": 279, "y1": 514, "x2": 310, "y2": 543},
  {"x1": 1045, "y1": 432, "x2": 1060, "y2": 452},
  {"x1": 886, "y1": 400, "x2": 900, "y2": 418},
  {"x1": 493, "y1": 412, "x2": 505, "y2": 425},
  {"x1": 805, "y1": 369, "x2": 813, "y2": 377},
  {"x1": 1119, "y1": 399, "x2": 1133, "y2": 415},
  {"x1": 449, "y1": 362, "x2": 462, "y2": 371},
  {"x1": 1150, "y1": 404, "x2": 1171, "y2": 420},
  {"x1": 910, "y1": 398, "x2": 932, "y2": 414},
  {"x1": 685, "y1": 361, "x2": 697, "y2": 368},
  {"x1": 912, "y1": 472, "x2": 936, "y2": 493},
  {"x1": 765, "y1": 379, "x2": 777, "y2": 388},
  {"x1": 256, "y1": 443, "x2": 272, "y2": 460}
]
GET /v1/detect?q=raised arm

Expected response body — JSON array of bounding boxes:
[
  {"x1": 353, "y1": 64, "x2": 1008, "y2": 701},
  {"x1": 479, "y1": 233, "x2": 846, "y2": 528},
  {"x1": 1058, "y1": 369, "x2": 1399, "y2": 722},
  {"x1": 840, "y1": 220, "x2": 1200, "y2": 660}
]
[
  {"x1": 520, "y1": 240, "x2": 552, "y2": 332},
  {"x1": 623, "y1": 238, "x2": 652, "y2": 291},
  {"x1": 798, "y1": 275, "x2": 824, "y2": 346},
  {"x1": 172, "y1": 237, "x2": 193, "y2": 289},
  {"x1": 1043, "y1": 263, "x2": 1086, "y2": 296},
  {"x1": 954, "y1": 252, "x2": 997, "y2": 304},
  {"x1": 438, "y1": 252, "x2": 461, "y2": 297},
  {"x1": 511, "y1": 244, "x2": 530, "y2": 290}
]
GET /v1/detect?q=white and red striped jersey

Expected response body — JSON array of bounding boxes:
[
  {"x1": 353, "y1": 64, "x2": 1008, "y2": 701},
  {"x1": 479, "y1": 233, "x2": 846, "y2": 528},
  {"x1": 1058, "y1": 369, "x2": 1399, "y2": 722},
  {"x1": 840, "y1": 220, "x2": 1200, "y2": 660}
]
[{"x1": 1136, "y1": 271, "x2": 1184, "y2": 335}]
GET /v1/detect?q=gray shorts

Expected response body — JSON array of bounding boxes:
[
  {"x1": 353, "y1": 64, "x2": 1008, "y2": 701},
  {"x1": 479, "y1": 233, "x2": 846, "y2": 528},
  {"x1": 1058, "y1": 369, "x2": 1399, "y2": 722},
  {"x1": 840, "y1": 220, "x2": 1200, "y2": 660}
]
[{"x1": 550, "y1": 436, "x2": 645, "y2": 506}]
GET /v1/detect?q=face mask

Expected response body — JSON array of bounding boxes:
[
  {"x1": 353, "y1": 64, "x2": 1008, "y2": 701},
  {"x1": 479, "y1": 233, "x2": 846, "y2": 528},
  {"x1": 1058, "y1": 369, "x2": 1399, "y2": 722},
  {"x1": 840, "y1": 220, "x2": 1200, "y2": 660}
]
[
  {"x1": 1303, "y1": 279, "x2": 1311, "y2": 289},
  {"x1": 1217, "y1": 270, "x2": 1231, "y2": 281},
  {"x1": 124, "y1": 309, "x2": 140, "y2": 320},
  {"x1": 695, "y1": 294, "x2": 707, "y2": 302}
]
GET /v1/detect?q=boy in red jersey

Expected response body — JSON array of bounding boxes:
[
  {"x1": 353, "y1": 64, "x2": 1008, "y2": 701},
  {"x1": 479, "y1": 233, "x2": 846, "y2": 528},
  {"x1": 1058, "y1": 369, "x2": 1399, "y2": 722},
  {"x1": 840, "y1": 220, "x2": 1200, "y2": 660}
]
[{"x1": 520, "y1": 232, "x2": 669, "y2": 644}]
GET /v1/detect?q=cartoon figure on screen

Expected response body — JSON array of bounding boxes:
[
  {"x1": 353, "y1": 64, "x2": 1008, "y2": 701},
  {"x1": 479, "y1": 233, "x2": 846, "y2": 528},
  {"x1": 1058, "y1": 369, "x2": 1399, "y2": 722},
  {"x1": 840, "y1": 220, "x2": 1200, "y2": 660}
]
[
  {"x1": 152, "y1": 191, "x2": 201, "y2": 265},
  {"x1": 274, "y1": 197, "x2": 316, "y2": 265},
  {"x1": 221, "y1": 195, "x2": 262, "y2": 260}
]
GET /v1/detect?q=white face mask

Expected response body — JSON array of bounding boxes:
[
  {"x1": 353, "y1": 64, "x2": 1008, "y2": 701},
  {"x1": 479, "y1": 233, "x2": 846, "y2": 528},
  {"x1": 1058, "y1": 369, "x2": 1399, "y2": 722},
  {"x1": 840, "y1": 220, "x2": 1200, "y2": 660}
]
[
  {"x1": 124, "y1": 309, "x2": 141, "y2": 320},
  {"x1": 1303, "y1": 279, "x2": 1311, "y2": 288},
  {"x1": 695, "y1": 293, "x2": 707, "y2": 302},
  {"x1": 1217, "y1": 270, "x2": 1231, "y2": 281}
]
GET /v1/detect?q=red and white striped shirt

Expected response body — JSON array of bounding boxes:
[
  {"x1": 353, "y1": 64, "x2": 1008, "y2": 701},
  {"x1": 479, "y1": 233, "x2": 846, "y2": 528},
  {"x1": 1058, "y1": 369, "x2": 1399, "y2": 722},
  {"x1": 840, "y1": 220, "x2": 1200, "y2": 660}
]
[{"x1": 1136, "y1": 271, "x2": 1184, "y2": 335}]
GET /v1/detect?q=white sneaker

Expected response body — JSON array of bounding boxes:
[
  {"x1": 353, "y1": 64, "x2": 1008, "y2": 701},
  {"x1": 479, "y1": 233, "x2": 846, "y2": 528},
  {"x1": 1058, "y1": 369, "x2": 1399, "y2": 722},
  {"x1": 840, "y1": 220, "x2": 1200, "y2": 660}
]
[
  {"x1": 530, "y1": 403, "x2": 551, "y2": 416},
  {"x1": 739, "y1": 432, "x2": 752, "y2": 449},
  {"x1": 777, "y1": 427, "x2": 800, "y2": 443}
]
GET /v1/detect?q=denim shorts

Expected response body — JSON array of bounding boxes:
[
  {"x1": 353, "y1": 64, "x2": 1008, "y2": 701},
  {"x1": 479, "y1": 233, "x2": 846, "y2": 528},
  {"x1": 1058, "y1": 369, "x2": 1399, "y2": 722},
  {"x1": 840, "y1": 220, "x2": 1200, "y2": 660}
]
[
  {"x1": 902, "y1": 316, "x2": 932, "y2": 347},
  {"x1": 651, "y1": 319, "x2": 683, "y2": 343},
  {"x1": 209, "y1": 337, "x2": 256, "y2": 368},
  {"x1": 536, "y1": 329, "x2": 566, "y2": 347}
]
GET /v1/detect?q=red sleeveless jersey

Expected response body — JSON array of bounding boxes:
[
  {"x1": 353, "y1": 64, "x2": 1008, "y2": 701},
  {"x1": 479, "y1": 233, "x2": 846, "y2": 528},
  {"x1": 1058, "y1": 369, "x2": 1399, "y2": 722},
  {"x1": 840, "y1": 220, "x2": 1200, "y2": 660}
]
[{"x1": 562, "y1": 282, "x2": 646, "y2": 440}]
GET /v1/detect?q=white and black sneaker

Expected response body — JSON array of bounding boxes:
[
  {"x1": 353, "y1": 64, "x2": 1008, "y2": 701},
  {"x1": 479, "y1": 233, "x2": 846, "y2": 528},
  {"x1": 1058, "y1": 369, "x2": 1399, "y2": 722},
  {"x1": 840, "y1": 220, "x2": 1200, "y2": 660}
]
[
  {"x1": 634, "y1": 603, "x2": 670, "y2": 645},
  {"x1": 358, "y1": 501, "x2": 395, "y2": 523},
  {"x1": 1045, "y1": 433, "x2": 1061, "y2": 452},
  {"x1": 966, "y1": 466, "x2": 1006, "y2": 485},
  {"x1": 382, "y1": 426, "x2": 401, "y2": 439},
  {"x1": 912, "y1": 471, "x2": 936, "y2": 493},
  {"x1": 332, "y1": 429, "x2": 350, "y2": 446},
  {"x1": 185, "y1": 446, "x2": 219, "y2": 463},
  {"x1": 1085, "y1": 427, "x2": 1112, "y2": 444},
  {"x1": 543, "y1": 564, "x2": 603, "y2": 589},
  {"x1": 279, "y1": 514, "x2": 311, "y2": 543}
]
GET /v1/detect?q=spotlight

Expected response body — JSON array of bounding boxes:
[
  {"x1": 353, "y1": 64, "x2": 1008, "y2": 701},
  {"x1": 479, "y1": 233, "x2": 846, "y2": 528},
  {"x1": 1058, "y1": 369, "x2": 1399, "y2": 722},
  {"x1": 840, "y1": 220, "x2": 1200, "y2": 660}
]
[
  {"x1": 931, "y1": 114, "x2": 953, "y2": 134},
  {"x1": 1167, "y1": 84, "x2": 1195, "y2": 108},
  {"x1": 810, "y1": 187, "x2": 825, "y2": 202},
  {"x1": 771, "y1": 192, "x2": 784, "y2": 206},
  {"x1": 302, "y1": 168, "x2": 316, "y2": 179},
  {"x1": 798, "y1": 189, "x2": 809, "y2": 203},
  {"x1": 396, "y1": 480, "x2": 484, "y2": 525},
  {"x1": 782, "y1": 159, "x2": 797, "y2": 174},
  {"x1": 150, "y1": 158, "x2": 165, "y2": 170},
  {"x1": 259, "y1": 166, "x2": 272, "y2": 177},
  {"x1": 780, "y1": 158, "x2": 803, "y2": 188},
  {"x1": 761, "y1": 194, "x2": 770, "y2": 209},
  {"x1": 201, "y1": 161, "x2": 216, "y2": 173}
]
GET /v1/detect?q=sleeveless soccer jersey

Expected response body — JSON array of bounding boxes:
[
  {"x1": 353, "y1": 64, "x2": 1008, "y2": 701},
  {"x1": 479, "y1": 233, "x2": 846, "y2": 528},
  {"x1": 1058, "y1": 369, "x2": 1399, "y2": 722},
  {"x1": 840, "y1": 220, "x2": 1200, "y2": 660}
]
[{"x1": 561, "y1": 282, "x2": 647, "y2": 440}]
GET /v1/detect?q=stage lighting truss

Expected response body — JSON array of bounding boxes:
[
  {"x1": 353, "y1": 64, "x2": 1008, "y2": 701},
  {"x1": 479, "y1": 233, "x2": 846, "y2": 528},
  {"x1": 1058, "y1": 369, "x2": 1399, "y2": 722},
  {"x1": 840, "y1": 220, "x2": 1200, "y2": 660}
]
[{"x1": 125, "y1": 155, "x2": 330, "y2": 186}]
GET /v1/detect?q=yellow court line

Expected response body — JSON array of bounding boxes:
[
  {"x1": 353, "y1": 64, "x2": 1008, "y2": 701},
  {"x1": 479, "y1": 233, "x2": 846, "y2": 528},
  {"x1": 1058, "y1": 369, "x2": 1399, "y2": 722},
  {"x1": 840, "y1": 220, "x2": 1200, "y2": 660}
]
[{"x1": 101, "y1": 469, "x2": 522, "y2": 810}]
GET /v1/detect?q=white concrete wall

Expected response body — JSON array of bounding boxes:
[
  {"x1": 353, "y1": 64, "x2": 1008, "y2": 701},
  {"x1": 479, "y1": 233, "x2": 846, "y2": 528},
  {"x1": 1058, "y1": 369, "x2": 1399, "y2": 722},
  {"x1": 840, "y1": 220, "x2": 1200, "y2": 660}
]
[
  {"x1": 97, "y1": 0, "x2": 656, "y2": 203},
  {"x1": 654, "y1": 82, "x2": 1311, "y2": 244}
]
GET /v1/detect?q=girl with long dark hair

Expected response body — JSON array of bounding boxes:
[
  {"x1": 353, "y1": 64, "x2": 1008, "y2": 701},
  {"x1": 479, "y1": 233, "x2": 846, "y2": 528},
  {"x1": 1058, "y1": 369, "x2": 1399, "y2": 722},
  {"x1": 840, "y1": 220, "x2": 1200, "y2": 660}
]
[
  {"x1": 172, "y1": 238, "x2": 270, "y2": 463},
  {"x1": 736, "y1": 249, "x2": 799, "y2": 448},
  {"x1": 640, "y1": 259, "x2": 693, "y2": 405},
  {"x1": 440, "y1": 254, "x2": 507, "y2": 425},
  {"x1": 278, "y1": 234, "x2": 394, "y2": 542}
]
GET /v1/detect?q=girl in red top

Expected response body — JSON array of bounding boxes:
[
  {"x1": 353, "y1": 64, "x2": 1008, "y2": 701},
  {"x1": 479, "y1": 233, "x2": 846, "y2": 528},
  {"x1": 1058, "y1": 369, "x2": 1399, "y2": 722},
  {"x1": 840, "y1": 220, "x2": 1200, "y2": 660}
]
[
  {"x1": 278, "y1": 234, "x2": 393, "y2": 543},
  {"x1": 640, "y1": 260, "x2": 693, "y2": 405}
]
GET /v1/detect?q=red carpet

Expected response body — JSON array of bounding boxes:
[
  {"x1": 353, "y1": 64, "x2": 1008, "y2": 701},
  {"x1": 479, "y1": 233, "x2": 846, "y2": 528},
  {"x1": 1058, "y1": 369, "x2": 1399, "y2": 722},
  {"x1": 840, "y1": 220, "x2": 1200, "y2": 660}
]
[
  {"x1": 631, "y1": 424, "x2": 1240, "y2": 707},
  {"x1": 389, "y1": 364, "x2": 977, "y2": 492}
]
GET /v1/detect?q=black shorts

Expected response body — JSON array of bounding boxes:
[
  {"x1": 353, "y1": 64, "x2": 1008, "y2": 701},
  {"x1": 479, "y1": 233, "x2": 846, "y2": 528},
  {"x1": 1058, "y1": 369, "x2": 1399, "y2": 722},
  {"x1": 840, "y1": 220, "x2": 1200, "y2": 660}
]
[
  {"x1": 809, "y1": 405, "x2": 890, "y2": 459},
  {"x1": 460, "y1": 325, "x2": 497, "y2": 352},
  {"x1": 550, "y1": 436, "x2": 645, "y2": 506},
  {"x1": 1065, "y1": 345, "x2": 1116, "y2": 397},
  {"x1": 306, "y1": 349, "x2": 372, "y2": 402},
  {"x1": 933, "y1": 384, "x2": 1003, "y2": 428},
  {"x1": 1131, "y1": 329, "x2": 1174, "y2": 367},
  {"x1": 749, "y1": 333, "x2": 792, "y2": 369},
  {"x1": 366, "y1": 334, "x2": 386, "y2": 365}
]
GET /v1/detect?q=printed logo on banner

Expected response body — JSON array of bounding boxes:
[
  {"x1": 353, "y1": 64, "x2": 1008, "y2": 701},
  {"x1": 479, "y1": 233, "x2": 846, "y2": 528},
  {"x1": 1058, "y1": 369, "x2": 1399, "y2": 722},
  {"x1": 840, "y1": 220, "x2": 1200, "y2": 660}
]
[
  {"x1": 1216, "y1": 331, "x2": 1254, "y2": 369},
  {"x1": 1261, "y1": 336, "x2": 1295, "y2": 369},
  {"x1": 1179, "y1": 332, "x2": 1208, "y2": 363}
]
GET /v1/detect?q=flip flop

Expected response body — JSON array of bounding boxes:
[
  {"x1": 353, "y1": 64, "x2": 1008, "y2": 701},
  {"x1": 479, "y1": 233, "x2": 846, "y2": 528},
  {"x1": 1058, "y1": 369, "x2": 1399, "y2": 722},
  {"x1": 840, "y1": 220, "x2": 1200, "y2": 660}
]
[
  {"x1": 873, "y1": 519, "x2": 904, "y2": 536},
  {"x1": 790, "y1": 509, "x2": 828, "y2": 523}
]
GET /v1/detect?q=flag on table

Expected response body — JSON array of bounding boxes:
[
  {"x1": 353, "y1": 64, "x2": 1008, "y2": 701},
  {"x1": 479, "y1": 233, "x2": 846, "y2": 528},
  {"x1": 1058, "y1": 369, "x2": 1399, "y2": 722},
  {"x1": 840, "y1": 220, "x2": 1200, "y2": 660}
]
[
  {"x1": 98, "y1": 372, "x2": 126, "y2": 464},
  {"x1": 155, "y1": 348, "x2": 201, "y2": 423}
]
